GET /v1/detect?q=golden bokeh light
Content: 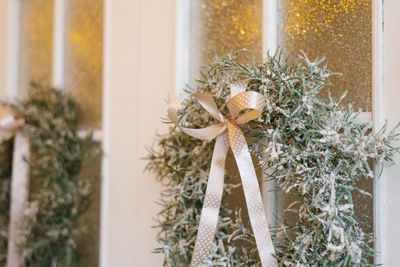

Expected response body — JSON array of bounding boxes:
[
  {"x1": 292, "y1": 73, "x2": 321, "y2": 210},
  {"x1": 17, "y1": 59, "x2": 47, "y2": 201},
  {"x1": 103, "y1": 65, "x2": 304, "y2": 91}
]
[
  {"x1": 65, "y1": 0, "x2": 103, "y2": 129},
  {"x1": 278, "y1": 0, "x2": 372, "y2": 110},
  {"x1": 278, "y1": 0, "x2": 373, "y2": 233},
  {"x1": 18, "y1": 0, "x2": 54, "y2": 96},
  {"x1": 189, "y1": 0, "x2": 262, "y2": 81}
]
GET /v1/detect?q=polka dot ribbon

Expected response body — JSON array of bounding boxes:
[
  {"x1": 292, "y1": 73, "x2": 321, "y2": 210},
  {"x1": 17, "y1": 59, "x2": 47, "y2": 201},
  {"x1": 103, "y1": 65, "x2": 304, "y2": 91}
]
[{"x1": 168, "y1": 82, "x2": 277, "y2": 267}]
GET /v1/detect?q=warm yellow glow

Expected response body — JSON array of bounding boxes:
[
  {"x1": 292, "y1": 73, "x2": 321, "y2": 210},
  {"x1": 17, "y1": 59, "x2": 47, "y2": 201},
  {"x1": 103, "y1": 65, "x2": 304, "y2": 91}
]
[
  {"x1": 278, "y1": 0, "x2": 374, "y2": 229},
  {"x1": 19, "y1": 0, "x2": 54, "y2": 95},
  {"x1": 279, "y1": 0, "x2": 372, "y2": 111},
  {"x1": 66, "y1": 0, "x2": 103, "y2": 129},
  {"x1": 283, "y1": 0, "x2": 371, "y2": 40},
  {"x1": 196, "y1": 0, "x2": 262, "y2": 65}
]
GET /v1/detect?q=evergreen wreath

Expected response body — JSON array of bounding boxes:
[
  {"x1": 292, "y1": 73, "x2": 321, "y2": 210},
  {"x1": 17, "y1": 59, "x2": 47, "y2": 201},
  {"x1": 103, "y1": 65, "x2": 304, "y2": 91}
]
[
  {"x1": 0, "y1": 84, "x2": 100, "y2": 266},
  {"x1": 146, "y1": 51, "x2": 399, "y2": 266}
]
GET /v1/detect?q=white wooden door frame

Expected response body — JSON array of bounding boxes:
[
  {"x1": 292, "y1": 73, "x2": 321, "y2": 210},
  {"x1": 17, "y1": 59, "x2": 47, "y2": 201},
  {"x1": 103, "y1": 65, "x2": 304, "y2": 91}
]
[
  {"x1": 380, "y1": 0, "x2": 400, "y2": 265},
  {"x1": 262, "y1": 0, "x2": 278, "y2": 228},
  {"x1": 101, "y1": 0, "x2": 175, "y2": 266},
  {"x1": 372, "y1": 0, "x2": 385, "y2": 264},
  {"x1": 1, "y1": 0, "x2": 20, "y2": 101}
]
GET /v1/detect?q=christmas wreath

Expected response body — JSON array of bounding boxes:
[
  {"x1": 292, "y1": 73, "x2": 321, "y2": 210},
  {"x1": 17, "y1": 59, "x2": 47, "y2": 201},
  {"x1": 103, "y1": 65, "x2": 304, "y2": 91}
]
[
  {"x1": 0, "y1": 84, "x2": 99, "y2": 266},
  {"x1": 147, "y1": 51, "x2": 398, "y2": 266}
]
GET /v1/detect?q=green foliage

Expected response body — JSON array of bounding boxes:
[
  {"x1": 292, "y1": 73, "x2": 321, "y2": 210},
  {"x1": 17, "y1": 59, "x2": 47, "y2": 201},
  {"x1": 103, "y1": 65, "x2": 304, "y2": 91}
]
[
  {"x1": 147, "y1": 51, "x2": 399, "y2": 266},
  {"x1": 9, "y1": 84, "x2": 100, "y2": 267}
]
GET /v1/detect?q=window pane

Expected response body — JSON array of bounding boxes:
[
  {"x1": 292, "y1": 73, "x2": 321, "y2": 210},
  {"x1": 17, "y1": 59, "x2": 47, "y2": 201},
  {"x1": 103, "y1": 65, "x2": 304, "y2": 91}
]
[
  {"x1": 65, "y1": 1, "x2": 104, "y2": 266},
  {"x1": 187, "y1": 0, "x2": 264, "y2": 241},
  {"x1": 277, "y1": 0, "x2": 373, "y2": 233},
  {"x1": 18, "y1": 0, "x2": 53, "y2": 96},
  {"x1": 189, "y1": 0, "x2": 263, "y2": 82},
  {"x1": 277, "y1": 0, "x2": 372, "y2": 111},
  {"x1": 65, "y1": 0, "x2": 103, "y2": 129},
  {"x1": 75, "y1": 152, "x2": 101, "y2": 267}
]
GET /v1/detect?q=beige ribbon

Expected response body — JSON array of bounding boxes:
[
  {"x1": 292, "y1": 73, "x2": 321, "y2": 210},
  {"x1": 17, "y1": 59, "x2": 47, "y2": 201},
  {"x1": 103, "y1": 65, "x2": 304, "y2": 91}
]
[
  {"x1": 168, "y1": 82, "x2": 277, "y2": 267},
  {"x1": 0, "y1": 107, "x2": 30, "y2": 267}
]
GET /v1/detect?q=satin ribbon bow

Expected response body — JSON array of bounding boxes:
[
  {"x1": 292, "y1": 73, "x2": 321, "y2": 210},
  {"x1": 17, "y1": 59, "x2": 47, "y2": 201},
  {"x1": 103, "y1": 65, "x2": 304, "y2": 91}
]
[{"x1": 168, "y1": 82, "x2": 277, "y2": 267}]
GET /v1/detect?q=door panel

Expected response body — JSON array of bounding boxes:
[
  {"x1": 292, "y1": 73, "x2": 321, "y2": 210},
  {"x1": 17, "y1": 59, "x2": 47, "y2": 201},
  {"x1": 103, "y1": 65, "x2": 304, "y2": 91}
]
[{"x1": 101, "y1": 0, "x2": 175, "y2": 266}]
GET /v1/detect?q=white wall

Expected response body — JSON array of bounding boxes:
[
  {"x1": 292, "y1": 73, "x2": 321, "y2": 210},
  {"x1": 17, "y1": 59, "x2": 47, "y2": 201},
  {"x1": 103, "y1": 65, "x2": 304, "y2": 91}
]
[
  {"x1": 382, "y1": 1, "x2": 400, "y2": 265},
  {"x1": 101, "y1": 0, "x2": 176, "y2": 266}
]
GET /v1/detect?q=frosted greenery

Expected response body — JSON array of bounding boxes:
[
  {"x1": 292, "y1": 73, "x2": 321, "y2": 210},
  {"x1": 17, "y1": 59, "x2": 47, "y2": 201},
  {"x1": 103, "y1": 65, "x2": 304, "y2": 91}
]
[{"x1": 146, "y1": 51, "x2": 399, "y2": 266}]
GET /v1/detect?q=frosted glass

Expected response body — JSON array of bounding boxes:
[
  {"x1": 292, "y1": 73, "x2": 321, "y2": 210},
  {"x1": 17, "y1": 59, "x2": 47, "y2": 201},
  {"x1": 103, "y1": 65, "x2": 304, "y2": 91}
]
[
  {"x1": 75, "y1": 153, "x2": 101, "y2": 267},
  {"x1": 189, "y1": 0, "x2": 263, "y2": 83},
  {"x1": 188, "y1": 1, "x2": 263, "y2": 249},
  {"x1": 65, "y1": 1, "x2": 103, "y2": 266},
  {"x1": 277, "y1": 0, "x2": 373, "y2": 231},
  {"x1": 277, "y1": 0, "x2": 372, "y2": 111},
  {"x1": 65, "y1": 0, "x2": 103, "y2": 129},
  {"x1": 18, "y1": 0, "x2": 53, "y2": 97}
]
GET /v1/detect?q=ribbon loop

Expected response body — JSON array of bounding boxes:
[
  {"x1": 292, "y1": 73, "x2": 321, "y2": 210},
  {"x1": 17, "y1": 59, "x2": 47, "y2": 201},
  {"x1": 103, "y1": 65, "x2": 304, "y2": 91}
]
[
  {"x1": 191, "y1": 93, "x2": 225, "y2": 123},
  {"x1": 168, "y1": 83, "x2": 277, "y2": 267},
  {"x1": 227, "y1": 91, "x2": 266, "y2": 118}
]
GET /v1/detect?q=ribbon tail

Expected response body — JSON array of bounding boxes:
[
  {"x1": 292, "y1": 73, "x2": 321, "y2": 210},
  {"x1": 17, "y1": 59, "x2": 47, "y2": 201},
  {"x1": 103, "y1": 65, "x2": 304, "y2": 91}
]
[
  {"x1": 227, "y1": 122, "x2": 278, "y2": 267},
  {"x1": 191, "y1": 133, "x2": 229, "y2": 266}
]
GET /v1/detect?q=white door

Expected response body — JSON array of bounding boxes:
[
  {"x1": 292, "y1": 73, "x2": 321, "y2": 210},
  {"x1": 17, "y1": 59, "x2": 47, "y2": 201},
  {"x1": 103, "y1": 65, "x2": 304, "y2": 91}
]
[{"x1": 2, "y1": 0, "x2": 400, "y2": 266}]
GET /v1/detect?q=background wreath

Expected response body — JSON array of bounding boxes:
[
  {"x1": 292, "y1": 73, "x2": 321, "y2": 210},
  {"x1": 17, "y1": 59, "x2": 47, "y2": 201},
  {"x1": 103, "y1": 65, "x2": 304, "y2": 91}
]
[
  {"x1": 0, "y1": 84, "x2": 99, "y2": 267},
  {"x1": 147, "y1": 51, "x2": 399, "y2": 266}
]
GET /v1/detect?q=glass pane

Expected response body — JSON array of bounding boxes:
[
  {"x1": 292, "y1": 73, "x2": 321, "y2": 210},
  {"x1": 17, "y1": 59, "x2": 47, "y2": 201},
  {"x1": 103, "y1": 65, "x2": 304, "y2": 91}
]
[
  {"x1": 18, "y1": 0, "x2": 53, "y2": 96},
  {"x1": 65, "y1": 0, "x2": 103, "y2": 129},
  {"x1": 65, "y1": 1, "x2": 104, "y2": 266},
  {"x1": 187, "y1": 0, "x2": 264, "y2": 249},
  {"x1": 277, "y1": 0, "x2": 372, "y2": 111},
  {"x1": 75, "y1": 152, "x2": 101, "y2": 267},
  {"x1": 277, "y1": 0, "x2": 373, "y2": 232},
  {"x1": 189, "y1": 0, "x2": 263, "y2": 82}
]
